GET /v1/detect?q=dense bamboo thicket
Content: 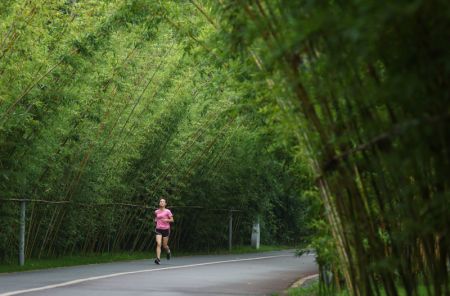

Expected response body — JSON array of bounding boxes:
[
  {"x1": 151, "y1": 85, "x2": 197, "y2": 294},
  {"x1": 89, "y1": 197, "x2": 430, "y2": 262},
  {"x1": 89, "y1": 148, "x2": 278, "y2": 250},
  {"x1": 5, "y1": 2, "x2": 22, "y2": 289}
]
[
  {"x1": 1, "y1": 0, "x2": 449, "y2": 295},
  {"x1": 0, "y1": 1, "x2": 317, "y2": 263},
  {"x1": 206, "y1": 0, "x2": 449, "y2": 295}
]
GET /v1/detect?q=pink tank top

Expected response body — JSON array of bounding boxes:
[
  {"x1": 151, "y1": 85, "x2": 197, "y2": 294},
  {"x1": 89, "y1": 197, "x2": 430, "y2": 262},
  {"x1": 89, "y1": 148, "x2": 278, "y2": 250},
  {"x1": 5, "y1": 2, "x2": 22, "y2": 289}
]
[{"x1": 155, "y1": 209, "x2": 172, "y2": 230}]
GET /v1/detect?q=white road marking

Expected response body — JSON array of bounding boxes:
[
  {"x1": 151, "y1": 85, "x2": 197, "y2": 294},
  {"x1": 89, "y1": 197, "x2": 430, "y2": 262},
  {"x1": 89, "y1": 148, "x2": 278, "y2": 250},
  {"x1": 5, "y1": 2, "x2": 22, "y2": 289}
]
[{"x1": 0, "y1": 254, "x2": 292, "y2": 296}]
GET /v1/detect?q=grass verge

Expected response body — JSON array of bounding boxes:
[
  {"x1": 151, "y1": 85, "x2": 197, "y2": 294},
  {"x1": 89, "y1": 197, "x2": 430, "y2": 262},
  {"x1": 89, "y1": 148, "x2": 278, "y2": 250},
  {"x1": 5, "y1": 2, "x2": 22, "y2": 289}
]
[
  {"x1": 286, "y1": 279, "x2": 319, "y2": 296},
  {"x1": 0, "y1": 245, "x2": 292, "y2": 274},
  {"x1": 286, "y1": 280, "x2": 431, "y2": 296}
]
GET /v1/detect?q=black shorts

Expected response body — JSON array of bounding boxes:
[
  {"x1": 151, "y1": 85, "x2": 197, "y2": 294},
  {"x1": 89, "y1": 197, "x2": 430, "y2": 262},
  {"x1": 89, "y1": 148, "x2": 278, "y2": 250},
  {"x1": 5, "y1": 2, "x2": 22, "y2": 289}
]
[{"x1": 155, "y1": 228, "x2": 170, "y2": 238}]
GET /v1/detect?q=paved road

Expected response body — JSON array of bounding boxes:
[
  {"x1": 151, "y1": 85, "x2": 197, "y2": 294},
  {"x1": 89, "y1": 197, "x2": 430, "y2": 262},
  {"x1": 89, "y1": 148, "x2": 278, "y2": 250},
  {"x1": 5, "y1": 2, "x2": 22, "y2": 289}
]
[{"x1": 0, "y1": 250, "x2": 317, "y2": 296}]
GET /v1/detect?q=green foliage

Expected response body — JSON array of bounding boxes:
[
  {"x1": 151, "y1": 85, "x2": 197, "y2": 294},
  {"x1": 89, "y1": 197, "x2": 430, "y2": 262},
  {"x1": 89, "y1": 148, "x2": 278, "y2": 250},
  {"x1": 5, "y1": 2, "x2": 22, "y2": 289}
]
[
  {"x1": 210, "y1": 0, "x2": 450, "y2": 294},
  {"x1": 0, "y1": 0, "x2": 315, "y2": 265},
  {"x1": 4, "y1": 2, "x2": 448, "y2": 296}
]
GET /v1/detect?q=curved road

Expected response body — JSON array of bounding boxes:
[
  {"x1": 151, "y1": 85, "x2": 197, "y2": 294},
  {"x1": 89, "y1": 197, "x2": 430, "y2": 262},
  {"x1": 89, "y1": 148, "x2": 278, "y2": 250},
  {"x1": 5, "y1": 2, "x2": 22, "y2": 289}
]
[{"x1": 0, "y1": 250, "x2": 317, "y2": 296}]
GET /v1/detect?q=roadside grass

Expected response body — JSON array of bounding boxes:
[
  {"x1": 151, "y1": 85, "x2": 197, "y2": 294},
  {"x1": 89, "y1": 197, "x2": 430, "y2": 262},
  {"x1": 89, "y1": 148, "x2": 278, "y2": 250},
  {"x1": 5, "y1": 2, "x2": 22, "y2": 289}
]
[
  {"x1": 0, "y1": 245, "x2": 292, "y2": 274},
  {"x1": 286, "y1": 280, "x2": 430, "y2": 296},
  {"x1": 286, "y1": 280, "x2": 319, "y2": 296}
]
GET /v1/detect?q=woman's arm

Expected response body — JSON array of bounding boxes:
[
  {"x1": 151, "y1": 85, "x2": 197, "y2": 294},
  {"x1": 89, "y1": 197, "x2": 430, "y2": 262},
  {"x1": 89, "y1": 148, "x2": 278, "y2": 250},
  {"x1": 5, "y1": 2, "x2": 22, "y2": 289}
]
[{"x1": 164, "y1": 216, "x2": 174, "y2": 223}]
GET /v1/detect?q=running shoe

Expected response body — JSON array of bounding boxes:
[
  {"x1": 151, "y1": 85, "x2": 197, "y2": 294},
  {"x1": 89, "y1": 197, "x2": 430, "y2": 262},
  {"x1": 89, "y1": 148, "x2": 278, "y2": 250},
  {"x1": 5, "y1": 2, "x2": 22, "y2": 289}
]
[
  {"x1": 154, "y1": 258, "x2": 160, "y2": 265},
  {"x1": 166, "y1": 250, "x2": 171, "y2": 260}
]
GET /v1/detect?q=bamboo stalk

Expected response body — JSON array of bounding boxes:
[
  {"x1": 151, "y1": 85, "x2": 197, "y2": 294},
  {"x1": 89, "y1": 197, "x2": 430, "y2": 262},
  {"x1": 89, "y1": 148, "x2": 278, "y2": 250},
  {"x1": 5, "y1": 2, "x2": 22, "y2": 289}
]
[
  {"x1": 0, "y1": 54, "x2": 71, "y2": 125},
  {"x1": 0, "y1": 2, "x2": 39, "y2": 60},
  {"x1": 188, "y1": 0, "x2": 218, "y2": 29}
]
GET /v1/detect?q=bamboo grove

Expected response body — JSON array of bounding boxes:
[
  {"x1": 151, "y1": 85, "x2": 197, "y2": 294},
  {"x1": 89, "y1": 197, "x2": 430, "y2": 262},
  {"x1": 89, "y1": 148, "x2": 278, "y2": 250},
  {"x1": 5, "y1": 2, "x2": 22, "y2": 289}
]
[
  {"x1": 205, "y1": 0, "x2": 449, "y2": 295},
  {"x1": 1, "y1": 0, "x2": 449, "y2": 295},
  {"x1": 0, "y1": 0, "x2": 316, "y2": 266}
]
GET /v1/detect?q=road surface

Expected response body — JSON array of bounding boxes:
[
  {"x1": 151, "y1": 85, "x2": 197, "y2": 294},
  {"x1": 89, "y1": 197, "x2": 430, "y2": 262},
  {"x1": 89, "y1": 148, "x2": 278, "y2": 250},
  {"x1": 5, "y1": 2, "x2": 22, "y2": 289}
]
[{"x1": 0, "y1": 250, "x2": 317, "y2": 296}]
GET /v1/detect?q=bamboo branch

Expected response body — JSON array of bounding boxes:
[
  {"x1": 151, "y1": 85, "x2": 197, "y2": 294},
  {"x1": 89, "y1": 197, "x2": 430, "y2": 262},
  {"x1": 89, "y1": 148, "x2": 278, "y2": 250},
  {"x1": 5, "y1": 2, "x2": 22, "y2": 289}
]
[
  {"x1": 188, "y1": 0, "x2": 218, "y2": 29},
  {"x1": 320, "y1": 112, "x2": 450, "y2": 175}
]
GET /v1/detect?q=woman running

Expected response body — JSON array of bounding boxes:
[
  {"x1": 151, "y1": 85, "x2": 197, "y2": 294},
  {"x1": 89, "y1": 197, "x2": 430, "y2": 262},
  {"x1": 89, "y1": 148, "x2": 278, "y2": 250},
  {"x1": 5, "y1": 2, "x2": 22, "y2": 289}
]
[{"x1": 154, "y1": 198, "x2": 173, "y2": 265}]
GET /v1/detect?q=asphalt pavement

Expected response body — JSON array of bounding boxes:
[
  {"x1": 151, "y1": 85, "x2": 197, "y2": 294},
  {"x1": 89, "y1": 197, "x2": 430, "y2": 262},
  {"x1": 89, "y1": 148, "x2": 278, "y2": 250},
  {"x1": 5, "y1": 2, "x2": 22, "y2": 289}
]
[{"x1": 0, "y1": 250, "x2": 317, "y2": 296}]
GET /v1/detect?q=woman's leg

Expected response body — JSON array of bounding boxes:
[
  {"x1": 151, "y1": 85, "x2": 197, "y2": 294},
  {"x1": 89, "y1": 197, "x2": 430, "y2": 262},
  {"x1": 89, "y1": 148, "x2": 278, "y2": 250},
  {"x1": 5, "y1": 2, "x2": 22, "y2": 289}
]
[
  {"x1": 162, "y1": 236, "x2": 171, "y2": 259},
  {"x1": 155, "y1": 234, "x2": 162, "y2": 260}
]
